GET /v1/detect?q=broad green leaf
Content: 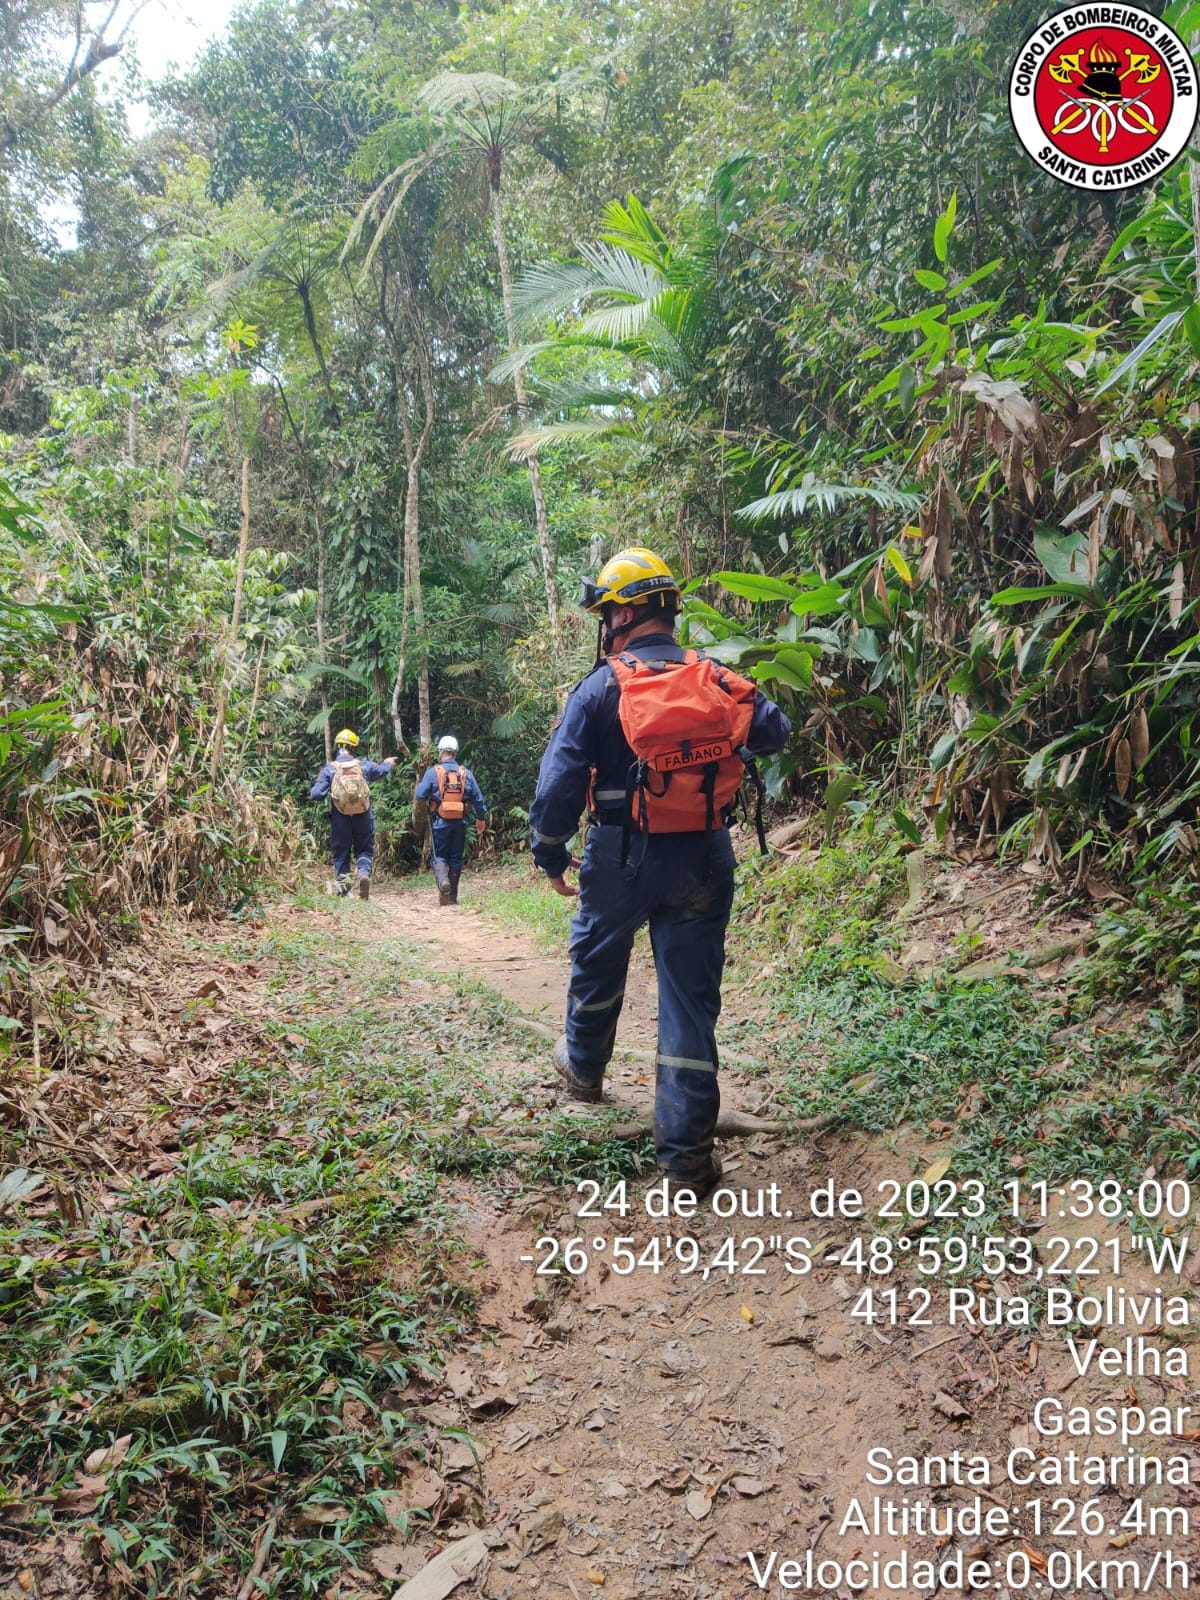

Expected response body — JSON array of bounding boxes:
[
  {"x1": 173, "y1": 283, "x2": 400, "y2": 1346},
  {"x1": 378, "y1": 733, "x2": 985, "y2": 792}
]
[
  {"x1": 879, "y1": 306, "x2": 947, "y2": 333},
  {"x1": 1033, "y1": 525, "x2": 1089, "y2": 585},
  {"x1": 789, "y1": 584, "x2": 850, "y2": 618},
  {"x1": 850, "y1": 628, "x2": 880, "y2": 662},
  {"x1": 775, "y1": 646, "x2": 816, "y2": 685},
  {"x1": 914, "y1": 269, "x2": 947, "y2": 291},
  {"x1": 885, "y1": 545, "x2": 913, "y2": 586},
  {"x1": 824, "y1": 771, "x2": 860, "y2": 841},
  {"x1": 992, "y1": 583, "x2": 1093, "y2": 604},
  {"x1": 703, "y1": 636, "x2": 756, "y2": 663},
  {"x1": 1184, "y1": 304, "x2": 1200, "y2": 360},
  {"x1": 751, "y1": 660, "x2": 809, "y2": 691},
  {"x1": 930, "y1": 732, "x2": 958, "y2": 771},
  {"x1": 270, "y1": 1431, "x2": 288, "y2": 1469},
  {"x1": 946, "y1": 300, "x2": 998, "y2": 327},
  {"x1": 933, "y1": 190, "x2": 957, "y2": 263},
  {"x1": 712, "y1": 571, "x2": 799, "y2": 602},
  {"x1": 893, "y1": 807, "x2": 921, "y2": 846},
  {"x1": 946, "y1": 258, "x2": 1003, "y2": 297}
]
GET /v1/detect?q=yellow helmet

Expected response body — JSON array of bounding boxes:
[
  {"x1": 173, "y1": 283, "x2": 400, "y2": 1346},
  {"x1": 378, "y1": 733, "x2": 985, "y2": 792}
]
[
  {"x1": 334, "y1": 728, "x2": 359, "y2": 748},
  {"x1": 580, "y1": 548, "x2": 681, "y2": 614}
]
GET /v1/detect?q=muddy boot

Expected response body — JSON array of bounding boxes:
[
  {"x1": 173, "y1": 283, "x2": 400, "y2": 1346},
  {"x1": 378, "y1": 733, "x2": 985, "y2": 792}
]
[
  {"x1": 432, "y1": 858, "x2": 452, "y2": 907},
  {"x1": 552, "y1": 1036, "x2": 604, "y2": 1103},
  {"x1": 449, "y1": 867, "x2": 461, "y2": 905},
  {"x1": 660, "y1": 1154, "x2": 723, "y2": 1204},
  {"x1": 357, "y1": 872, "x2": 370, "y2": 901}
]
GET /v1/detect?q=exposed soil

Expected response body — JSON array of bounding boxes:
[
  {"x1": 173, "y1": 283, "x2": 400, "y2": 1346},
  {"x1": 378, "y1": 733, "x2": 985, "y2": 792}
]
[
  {"x1": 349, "y1": 874, "x2": 1200, "y2": 1600},
  {"x1": 5, "y1": 865, "x2": 1198, "y2": 1600}
]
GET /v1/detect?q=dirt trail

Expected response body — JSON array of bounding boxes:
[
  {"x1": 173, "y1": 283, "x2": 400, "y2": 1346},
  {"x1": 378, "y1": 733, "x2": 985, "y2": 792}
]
[
  {"x1": 345, "y1": 877, "x2": 1194, "y2": 1600},
  {"x1": 371, "y1": 880, "x2": 777, "y2": 1127}
]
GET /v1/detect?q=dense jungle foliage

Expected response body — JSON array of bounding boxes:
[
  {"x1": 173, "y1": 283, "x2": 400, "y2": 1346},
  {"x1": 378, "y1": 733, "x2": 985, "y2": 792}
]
[
  {"x1": 3, "y1": 0, "x2": 1200, "y2": 999},
  {"x1": 6, "y1": 4, "x2": 1200, "y2": 1596}
]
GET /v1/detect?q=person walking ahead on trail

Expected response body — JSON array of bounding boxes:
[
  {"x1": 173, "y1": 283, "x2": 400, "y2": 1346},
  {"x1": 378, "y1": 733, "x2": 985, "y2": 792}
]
[
  {"x1": 415, "y1": 736, "x2": 488, "y2": 907},
  {"x1": 310, "y1": 729, "x2": 397, "y2": 900},
  {"x1": 528, "y1": 548, "x2": 791, "y2": 1200}
]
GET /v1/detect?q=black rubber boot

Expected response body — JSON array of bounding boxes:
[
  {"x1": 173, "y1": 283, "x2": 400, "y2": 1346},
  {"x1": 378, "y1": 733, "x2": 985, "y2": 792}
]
[
  {"x1": 357, "y1": 872, "x2": 370, "y2": 900},
  {"x1": 432, "y1": 858, "x2": 452, "y2": 907},
  {"x1": 449, "y1": 867, "x2": 461, "y2": 905}
]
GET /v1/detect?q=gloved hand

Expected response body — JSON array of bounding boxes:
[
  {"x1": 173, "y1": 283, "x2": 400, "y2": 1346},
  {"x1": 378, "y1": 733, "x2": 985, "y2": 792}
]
[{"x1": 475, "y1": 818, "x2": 486, "y2": 837}]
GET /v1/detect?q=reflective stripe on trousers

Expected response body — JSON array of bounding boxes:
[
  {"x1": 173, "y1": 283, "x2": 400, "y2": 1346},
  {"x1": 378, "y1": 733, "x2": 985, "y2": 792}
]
[{"x1": 564, "y1": 825, "x2": 735, "y2": 1172}]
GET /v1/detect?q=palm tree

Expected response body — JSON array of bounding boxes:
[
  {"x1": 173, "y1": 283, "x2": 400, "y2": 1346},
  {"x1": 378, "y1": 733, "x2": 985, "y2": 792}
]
[
  {"x1": 496, "y1": 172, "x2": 922, "y2": 531},
  {"x1": 492, "y1": 174, "x2": 742, "y2": 461},
  {"x1": 347, "y1": 70, "x2": 593, "y2": 656}
]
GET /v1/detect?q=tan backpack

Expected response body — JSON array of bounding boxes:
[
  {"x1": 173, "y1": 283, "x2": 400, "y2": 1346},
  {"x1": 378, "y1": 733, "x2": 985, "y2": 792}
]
[{"x1": 330, "y1": 760, "x2": 372, "y2": 816}]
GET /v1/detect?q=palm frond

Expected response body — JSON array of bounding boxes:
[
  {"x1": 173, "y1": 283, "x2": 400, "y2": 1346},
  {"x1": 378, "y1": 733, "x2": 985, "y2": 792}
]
[
  {"x1": 492, "y1": 706, "x2": 531, "y2": 739},
  {"x1": 577, "y1": 239, "x2": 666, "y2": 303},
  {"x1": 342, "y1": 142, "x2": 449, "y2": 276},
  {"x1": 576, "y1": 299, "x2": 660, "y2": 346},
  {"x1": 487, "y1": 341, "x2": 562, "y2": 385},
  {"x1": 528, "y1": 377, "x2": 640, "y2": 411},
  {"x1": 512, "y1": 260, "x2": 607, "y2": 332},
  {"x1": 737, "y1": 476, "x2": 924, "y2": 522},
  {"x1": 504, "y1": 417, "x2": 636, "y2": 461}
]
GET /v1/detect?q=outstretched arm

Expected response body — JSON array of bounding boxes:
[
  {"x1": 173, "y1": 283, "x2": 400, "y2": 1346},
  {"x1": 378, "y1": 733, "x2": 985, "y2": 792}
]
[{"x1": 310, "y1": 765, "x2": 333, "y2": 800}]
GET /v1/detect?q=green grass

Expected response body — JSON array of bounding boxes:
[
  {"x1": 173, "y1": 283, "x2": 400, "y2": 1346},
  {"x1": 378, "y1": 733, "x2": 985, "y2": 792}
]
[
  {"x1": 0, "y1": 909, "x2": 646, "y2": 1598},
  {"x1": 470, "y1": 875, "x2": 577, "y2": 951},
  {"x1": 734, "y1": 832, "x2": 1200, "y2": 1214}
]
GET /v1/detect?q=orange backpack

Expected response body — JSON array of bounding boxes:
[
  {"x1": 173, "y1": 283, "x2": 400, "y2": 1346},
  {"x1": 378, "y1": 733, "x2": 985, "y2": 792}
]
[
  {"x1": 434, "y1": 763, "x2": 468, "y2": 822},
  {"x1": 606, "y1": 650, "x2": 762, "y2": 858}
]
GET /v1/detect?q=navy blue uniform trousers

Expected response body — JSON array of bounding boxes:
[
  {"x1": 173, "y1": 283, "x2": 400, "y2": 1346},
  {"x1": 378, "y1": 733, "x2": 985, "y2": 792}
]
[
  {"x1": 429, "y1": 819, "x2": 468, "y2": 871},
  {"x1": 331, "y1": 809, "x2": 375, "y2": 878},
  {"x1": 567, "y1": 825, "x2": 735, "y2": 1173}
]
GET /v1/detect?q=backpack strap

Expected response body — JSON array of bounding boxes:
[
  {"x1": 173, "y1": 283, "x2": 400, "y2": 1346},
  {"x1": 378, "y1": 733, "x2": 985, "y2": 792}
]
[{"x1": 737, "y1": 745, "x2": 768, "y2": 856}]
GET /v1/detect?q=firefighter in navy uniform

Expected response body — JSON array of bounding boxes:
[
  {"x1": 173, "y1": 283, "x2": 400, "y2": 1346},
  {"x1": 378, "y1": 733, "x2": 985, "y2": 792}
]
[
  {"x1": 309, "y1": 729, "x2": 397, "y2": 898},
  {"x1": 415, "y1": 736, "x2": 488, "y2": 906},
  {"x1": 528, "y1": 549, "x2": 791, "y2": 1198}
]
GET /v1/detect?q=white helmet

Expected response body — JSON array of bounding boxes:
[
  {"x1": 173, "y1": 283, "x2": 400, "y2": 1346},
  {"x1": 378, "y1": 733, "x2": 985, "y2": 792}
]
[{"x1": 437, "y1": 735, "x2": 459, "y2": 756}]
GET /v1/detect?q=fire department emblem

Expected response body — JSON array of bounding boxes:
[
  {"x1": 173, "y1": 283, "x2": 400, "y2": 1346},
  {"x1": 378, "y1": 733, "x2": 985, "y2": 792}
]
[{"x1": 1010, "y1": 5, "x2": 1198, "y2": 190}]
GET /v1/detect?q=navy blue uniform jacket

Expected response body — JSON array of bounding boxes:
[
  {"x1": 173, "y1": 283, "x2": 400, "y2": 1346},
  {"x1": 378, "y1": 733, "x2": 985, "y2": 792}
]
[
  {"x1": 414, "y1": 761, "x2": 488, "y2": 819},
  {"x1": 310, "y1": 753, "x2": 393, "y2": 806},
  {"x1": 529, "y1": 633, "x2": 792, "y2": 878}
]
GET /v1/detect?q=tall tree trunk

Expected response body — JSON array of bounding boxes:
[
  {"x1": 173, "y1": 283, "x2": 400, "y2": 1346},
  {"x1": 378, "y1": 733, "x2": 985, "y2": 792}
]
[
  {"x1": 314, "y1": 503, "x2": 332, "y2": 762},
  {"x1": 393, "y1": 366, "x2": 433, "y2": 753},
  {"x1": 490, "y1": 168, "x2": 561, "y2": 655},
  {"x1": 297, "y1": 279, "x2": 340, "y2": 424},
  {"x1": 210, "y1": 455, "x2": 252, "y2": 784}
]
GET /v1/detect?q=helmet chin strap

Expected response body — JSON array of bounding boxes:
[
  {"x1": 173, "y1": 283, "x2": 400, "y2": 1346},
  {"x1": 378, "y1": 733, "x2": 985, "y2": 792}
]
[{"x1": 599, "y1": 609, "x2": 641, "y2": 660}]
